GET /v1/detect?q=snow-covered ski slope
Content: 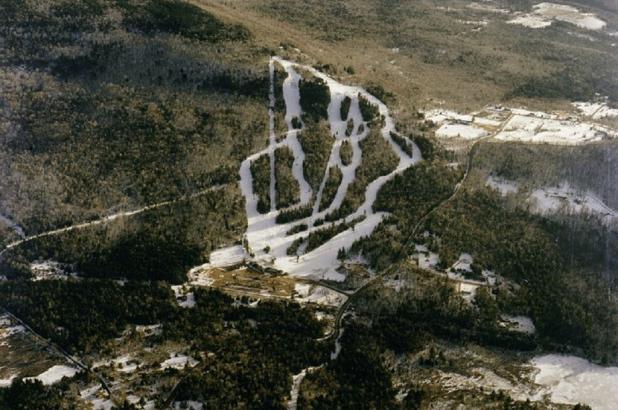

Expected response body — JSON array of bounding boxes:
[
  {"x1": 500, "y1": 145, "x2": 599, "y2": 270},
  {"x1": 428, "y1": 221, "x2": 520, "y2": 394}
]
[{"x1": 239, "y1": 57, "x2": 421, "y2": 281}]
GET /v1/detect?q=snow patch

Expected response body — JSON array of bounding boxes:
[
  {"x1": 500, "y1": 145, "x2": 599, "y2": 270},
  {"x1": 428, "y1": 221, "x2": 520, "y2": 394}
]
[
  {"x1": 508, "y1": 3, "x2": 606, "y2": 30},
  {"x1": 436, "y1": 123, "x2": 488, "y2": 139},
  {"x1": 528, "y1": 184, "x2": 618, "y2": 224},
  {"x1": 495, "y1": 114, "x2": 615, "y2": 145},
  {"x1": 294, "y1": 283, "x2": 347, "y2": 307},
  {"x1": 209, "y1": 245, "x2": 248, "y2": 268},
  {"x1": 161, "y1": 353, "x2": 198, "y2": 370},
  {"x1": 26, "y1": 365, "x2": 78, "y2": 385},
  {"x1": 500, "y1": 315, "x2": 536, "y2": 334},
  {"x1": 173, "y1": 401, "x2": 203, "y2": 410},
  {"x1": 486, "y1": 176, "x2": 518, "y2": 196},
  {"x1": 532, "y1": 354, "x2": 618, "y2": 409},
  {"x1": 573, "y1": 101, "x2": 618, "y2": 120}
]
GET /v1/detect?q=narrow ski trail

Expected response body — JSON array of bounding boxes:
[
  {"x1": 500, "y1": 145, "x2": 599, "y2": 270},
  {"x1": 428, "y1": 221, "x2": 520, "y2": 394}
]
[
  {"x1": 0, "y1": 185, "x2": 225, "y2": 258},
  {"x1": 239, "y1": 57, "x2": 422, "y2": 281}
]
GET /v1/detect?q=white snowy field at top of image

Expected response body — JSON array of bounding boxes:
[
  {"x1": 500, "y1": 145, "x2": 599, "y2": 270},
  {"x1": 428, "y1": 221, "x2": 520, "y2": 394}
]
[
  {"x1": 508, "y1": 3, "x2": 606, "y2": 31},
  {"x1": 238, "y1": 57, "x2": 422, "y2": 281},
  {"x1": 531, "y1": 354, "x2": 618, "y2": 410}
]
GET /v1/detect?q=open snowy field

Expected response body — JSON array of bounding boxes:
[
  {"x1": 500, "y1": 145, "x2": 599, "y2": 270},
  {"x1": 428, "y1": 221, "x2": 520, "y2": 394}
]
[
  {"x1": 531, "y1": 354, "x2": 618, "y2": 410},
  {"x1": 508, "y1": 2, "x2": 607, "y2": 30},
  {"x1": 426, "y1": 104, "x2": 617, "y2": 145}
]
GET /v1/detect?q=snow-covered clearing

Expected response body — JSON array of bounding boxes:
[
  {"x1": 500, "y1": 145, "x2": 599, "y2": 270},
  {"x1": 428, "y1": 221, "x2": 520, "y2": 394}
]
[
  {"x1": 30, "y1": 260, "x2": 74, "y2": 281},
  {"x1": 173, "y1": 401, "x2": 203, "y2": 410},
  {"x1": 573, "y1": 101, "x2": 618, "y2": 120},
  {"x1": 411, "y1": 244, "x2": 440, "y2": 270},
  {"x1": 466, "y1": 2, "x2": 509, "y2": 14},
  {"x1": 528, "y1": 183, "x2": 618, "y2": 224},
  {"x1": 171, "y1": 285, "x2": 196, "y2": 308},
  {"x1": 486, "y1": 176, "x2": 518, "y2": 196},
  {"x1": 287, "y1": 366, "x2": 321, "y2": 410},
  {"x1": 209, "y1": 245, "x2": 248, "y2": 267},
  {"x1": 89, "y1": 398, "x2": 114, "y2": 410},
  {"x1": 112, "y1": 354, "x2": 140, "y2": 373},
  {"x1": 532, "y1": 354, "x2": 618, "y2": 409},
  {"x1": 436, "y1": 123, "x2": 488, "y2": 139},
  {"x1": 427, "y1": 106, "x2": 616, "y2": 145},
  {"x1": 25, "y1": 365, "x2": 78, "y2": 385},
  {"x1": 449, "y1": 253, "x2": 473, "y2": 275},
  {"x1": 239, "y1": 57, "x2": 421, "y2": 281},
  {"x1": 294, "y1": 283, "x2": 347, "y2": 307},
  {"x1": 500, "y1": 315, "x2": 536, "y2": 334},
  {"x1": 0, "y1": 376, "x2": 16, "y2": 388},
  {"x1": 508, "y1": 3, "x2": 606, "y2": 30},
  {"x1": 495, "y1": 113, "x2": 615, "y2": 145},
  {"x1": 160, "y1": 353, "x2": 198, "y2": 370},
  {"x1": 135, "y1": 324, "x2": 162, "y2": 337},
  {"x1": 0, "y1": 314, "x2": 25, "y2": 343}
]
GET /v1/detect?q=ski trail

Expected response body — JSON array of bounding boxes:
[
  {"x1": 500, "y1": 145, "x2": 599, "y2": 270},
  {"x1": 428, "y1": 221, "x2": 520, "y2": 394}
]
[
  {"x1": 287, "y1": 366, "x2": 320, "y2": 410},
  {"x1": 0, "y1": 185, "x2": 225, "y2": 258},
  {"x1": 240, "y1": 57, "x2": 422, "y2": 280},
  {"x1": 285, "y1": 130, "x2": 313, "y2": 205},
  {"x1": 275, "y1": 59, "x2": 312, "y2": 204},
  {"x1": 268, "y1": 60, "x2": 277, "y2": 212}
]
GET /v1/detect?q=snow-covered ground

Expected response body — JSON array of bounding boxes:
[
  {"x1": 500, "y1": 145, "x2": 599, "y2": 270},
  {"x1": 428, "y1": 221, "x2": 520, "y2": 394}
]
[
  {"x1": 486, "y1": 176, "x2": 518, "y2": 196},
  {"x1": 495, "y1": 113, "x2": 615, "y2": 145},
  {"x1": 173, "y1": 401, "x2": 203, "y2": 410},
  {"x1": 30, "y1": 260, "x2": 74, "y2": 281},
  {"x1": 436, "y1": 123, "x2": 488, "y2": 139},
  {"x1": 25, "y1": 365, "x2": 78, "y2": 385},
  {"x1": 412, "y1": 244, "x2": 440, "y2": 270},
  {"x1": 528, "y1": 183, "x2": 618, "y2": 224},
  {"x1": 573, "y1": 101, "x2": 618, "y2": 120},
  {"x1": 500, "y1": 315, "x2": 536, "y2": 334},
  {"x1": 294, "y1": 283, "x2": 347, "y2": 307},
  {"x1": 160, "y1": 353, "x2": 198, "y2": 370},
  {"x1": 238, "y1": 57, "x2": 422, "y2": 281},
  {"x1": 424, "y1": 108, "x2": 500, "y2": 140},
  {"x1": 508, "y1": 3, "x2": 606, "y2": 30},
  {"x1": 171, "y1": 285, "x2": 196, "y2": 308},
  {"x1": 209, "y1": 245, "x2": 248, "y2": 267},
  {"x1": 427, "y1": 105, "x2": 616, "y2": 145},
  {"x1": 532, "y1": 354, "x2": 618, "y2": 410}
]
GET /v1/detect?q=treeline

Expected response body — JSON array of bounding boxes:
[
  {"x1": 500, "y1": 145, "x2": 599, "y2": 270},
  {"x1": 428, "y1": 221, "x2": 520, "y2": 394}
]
[
  {"x1": 251, "y1": 154, "x2": 272, "y2": 214},
  {"x1": 299, "y1": 75, "x2": 330, "y2": 123},
  {"x1": 319, "y1": 166, "x2": 343, "y2": 211},
  {"x1": 298, "y1": 121, "x2": 333, "y2": 192},
  {"x1": 275, "y1": 147, "x2": 300, "y2": 209}
]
